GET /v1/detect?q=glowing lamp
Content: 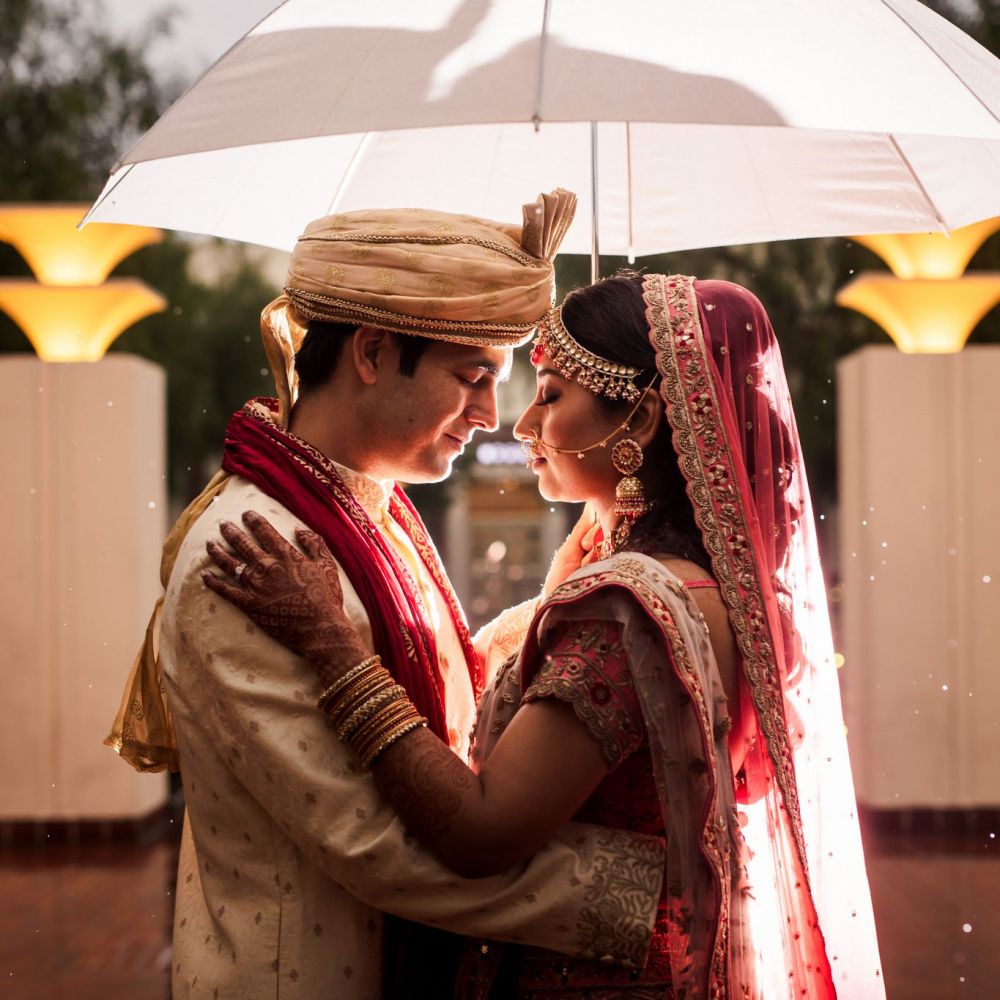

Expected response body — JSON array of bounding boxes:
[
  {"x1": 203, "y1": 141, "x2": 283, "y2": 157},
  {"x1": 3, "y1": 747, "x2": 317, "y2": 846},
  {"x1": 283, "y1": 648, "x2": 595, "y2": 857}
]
[
  {"x1": 0, "y1": 204, "x2": 161, "y2": 286},
  {"x1": 836, "y1": 273, "x2": 1000, "y2": 354},
  {"x1": 0, "y1": 279, "x2": 166, "y2": 361},
  {"x1": 852, "y1": 217, "x2": 1000, "y2": 280}
]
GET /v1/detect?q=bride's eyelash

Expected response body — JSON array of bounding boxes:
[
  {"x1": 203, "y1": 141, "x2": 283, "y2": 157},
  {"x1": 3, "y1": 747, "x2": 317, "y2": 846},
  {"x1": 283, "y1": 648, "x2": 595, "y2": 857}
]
[{"x1": 537, "y1": 391, "x2": 558, "y2": 406}]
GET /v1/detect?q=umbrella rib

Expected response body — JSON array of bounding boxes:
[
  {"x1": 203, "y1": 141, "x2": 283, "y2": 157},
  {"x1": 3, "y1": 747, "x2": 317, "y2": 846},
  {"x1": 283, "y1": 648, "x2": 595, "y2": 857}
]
[
  {"x1": 532, "y1": 0, "x2": 554, "y2": 130},
  {"x1": 324, "y1": 132, "x2": 375, "y2": 216},
  {"x1": 888, "y1": 135, "x2": 948, "y2": 233},
  {"x1": 878, "y1": 0, "x2": 1000, "y2": 128}
]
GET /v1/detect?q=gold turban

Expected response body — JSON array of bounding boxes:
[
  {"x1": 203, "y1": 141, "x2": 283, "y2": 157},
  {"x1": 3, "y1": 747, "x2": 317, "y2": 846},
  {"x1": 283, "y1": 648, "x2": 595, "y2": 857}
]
[{"x1": 261, "y1": 190, "x2": 577, "y2": 424}]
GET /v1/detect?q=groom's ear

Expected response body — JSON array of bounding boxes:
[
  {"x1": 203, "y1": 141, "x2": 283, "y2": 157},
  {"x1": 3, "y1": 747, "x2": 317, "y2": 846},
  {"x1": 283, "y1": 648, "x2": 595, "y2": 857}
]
[
  {"x1": 626, "y1": 390, "x2": 663, "y2": 451},
  {"x1": 351, "y1": 326, "x2": 391, "y2": 385}
]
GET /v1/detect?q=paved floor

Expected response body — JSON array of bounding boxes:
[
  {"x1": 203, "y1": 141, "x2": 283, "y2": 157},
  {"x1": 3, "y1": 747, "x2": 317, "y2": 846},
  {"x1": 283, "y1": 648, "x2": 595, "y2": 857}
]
[{"x1": 0, "y1": 818, "x2": 997, "y2": 998}]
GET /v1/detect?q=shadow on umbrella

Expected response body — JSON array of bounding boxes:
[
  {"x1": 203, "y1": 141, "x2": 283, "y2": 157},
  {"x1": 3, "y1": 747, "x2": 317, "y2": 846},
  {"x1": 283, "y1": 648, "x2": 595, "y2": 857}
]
[{"x1": 135, "y1": 0, "x2": 782, "y2": 161}]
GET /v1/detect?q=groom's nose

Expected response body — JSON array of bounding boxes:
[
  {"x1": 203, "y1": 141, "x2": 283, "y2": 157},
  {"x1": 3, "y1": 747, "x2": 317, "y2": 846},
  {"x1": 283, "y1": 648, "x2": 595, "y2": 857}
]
[{"x1": 468, "y1": 386, "x2": 500, "y2": 432}]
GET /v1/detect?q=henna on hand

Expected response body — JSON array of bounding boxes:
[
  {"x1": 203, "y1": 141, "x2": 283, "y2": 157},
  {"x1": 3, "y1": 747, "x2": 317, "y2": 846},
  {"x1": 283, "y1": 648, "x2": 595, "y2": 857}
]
[
  {"x1": 203, "y1": 510, "x2": 369, "y2": 683},
  {"x1": 372, "y1": 728, "x2": 473, "y2": 839}
]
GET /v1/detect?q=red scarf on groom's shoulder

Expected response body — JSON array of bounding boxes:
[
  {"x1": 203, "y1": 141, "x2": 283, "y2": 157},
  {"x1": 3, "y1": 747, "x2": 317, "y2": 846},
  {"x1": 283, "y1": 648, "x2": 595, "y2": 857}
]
[{"x1": 221, "y1": 398, "x2": 481, "y2": 740}]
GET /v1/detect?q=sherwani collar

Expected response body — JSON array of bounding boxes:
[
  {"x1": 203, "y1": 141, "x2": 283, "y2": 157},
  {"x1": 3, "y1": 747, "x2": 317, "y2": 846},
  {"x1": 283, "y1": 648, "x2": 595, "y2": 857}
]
[{"x1": 328, "y1": 459, "x2": 394, "y2": 525}]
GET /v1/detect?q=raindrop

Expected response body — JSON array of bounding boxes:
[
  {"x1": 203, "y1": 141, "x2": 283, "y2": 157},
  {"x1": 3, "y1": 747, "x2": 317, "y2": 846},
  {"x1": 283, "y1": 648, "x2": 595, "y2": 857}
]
[
  {"x1": 862, "y1": 520, "x2": 868, "y2": 527},
  {"x1": 942, "y1": 684, "x2": 949, "y2": 692},
  {"x1": 549, "y1": 507, "x2": 556, "y2": 513},
  {"x1": 880, "y1": 541, "x2": 888, "y2": 549},
  {"x1": 148, "y1": 501, "x2": 157, "y2": 509},
  {"x1": 106, "y1": 400, "x2": 114, "y2": 407},
  {"x1": 498, "y1": 489, "x2": 505, "y2": 495},
  {"x1": 869, "y1": 575, "x2": 876, "y2": 582},
  {"x1": 260, "y1": 368, "x2": 268, "y2": 376},
  {"x1": 983, "y1": 576, "x2": 992, "y2": 584},
  {"x1": 948, "y1": 547, "x2": 958, "y2": 557},
  {"x1": 962, "y1": 923, "x2": 972, "y2": 934},
  {"x1": 819, "y1": 514, "x2": 825, "y2": 521}
]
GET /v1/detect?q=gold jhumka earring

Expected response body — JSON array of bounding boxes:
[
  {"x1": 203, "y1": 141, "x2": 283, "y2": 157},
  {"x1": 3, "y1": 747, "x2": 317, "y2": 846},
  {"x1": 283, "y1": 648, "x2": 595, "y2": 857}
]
[{"x1": 599, "y1": 438, "x2": 650, "y2": 557}]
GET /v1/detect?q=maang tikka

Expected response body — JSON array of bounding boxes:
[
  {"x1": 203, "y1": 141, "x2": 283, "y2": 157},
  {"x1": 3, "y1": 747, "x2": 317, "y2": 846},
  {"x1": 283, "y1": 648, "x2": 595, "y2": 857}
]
[{"x1": 601, "y1": 438, "x2": 650, "y2": 557}]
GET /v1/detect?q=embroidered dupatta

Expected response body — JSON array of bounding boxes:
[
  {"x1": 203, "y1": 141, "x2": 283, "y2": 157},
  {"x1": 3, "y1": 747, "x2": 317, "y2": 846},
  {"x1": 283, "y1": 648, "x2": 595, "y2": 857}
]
[{"x1": 645, "y1": 274, "x2": 883, "y2": 997}]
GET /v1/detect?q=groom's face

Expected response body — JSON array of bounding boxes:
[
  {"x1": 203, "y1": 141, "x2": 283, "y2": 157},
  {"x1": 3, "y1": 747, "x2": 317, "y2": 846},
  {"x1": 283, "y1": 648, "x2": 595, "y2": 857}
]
[{"x1": 367, "y1": 339, "x2": 512, "y2": 483}]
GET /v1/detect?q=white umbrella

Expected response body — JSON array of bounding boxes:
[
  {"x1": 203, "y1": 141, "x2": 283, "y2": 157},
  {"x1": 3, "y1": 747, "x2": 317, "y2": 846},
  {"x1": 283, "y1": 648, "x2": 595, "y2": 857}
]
[{"x1": 84, "y1": 0, "x2": 1000, "y2": 277}]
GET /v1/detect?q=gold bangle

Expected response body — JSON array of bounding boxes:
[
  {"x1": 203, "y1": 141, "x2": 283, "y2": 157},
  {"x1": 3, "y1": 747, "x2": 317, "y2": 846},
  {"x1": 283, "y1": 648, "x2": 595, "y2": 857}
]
[
  {"x1": 360, "y1": 716, "x2": 427, "y2": 768},
  {"x1": 348, "y1": 701, "x2": 416, "y2": 754},
  {"x1": 349, "y1": 698, "x2": 413, "y2": 743},
  {"x1": 353, "y1": 701, "x2": 424, "y2": 761},
  {"x1": 324, "y1": 672, "x2": 396, "y2": 727},
  {"x1": 321, "y1": 664, "x2": 393, "y2": 717},
  {"x1": 335, "y1": 685, "x2": 408, "y2": 741},
  {"x1": 315, "y1": 655, "x2": 381, "y2": 709}
]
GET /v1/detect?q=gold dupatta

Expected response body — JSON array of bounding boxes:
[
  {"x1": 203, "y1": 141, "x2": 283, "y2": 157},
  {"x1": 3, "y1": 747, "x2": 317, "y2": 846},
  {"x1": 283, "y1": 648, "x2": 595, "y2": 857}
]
[{"x1": 104, "y1": 301, "x2": 307, "y2": 772}]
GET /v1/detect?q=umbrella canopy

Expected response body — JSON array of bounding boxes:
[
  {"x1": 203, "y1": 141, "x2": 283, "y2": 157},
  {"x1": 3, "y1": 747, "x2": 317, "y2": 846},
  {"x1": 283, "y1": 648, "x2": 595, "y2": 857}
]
[{"x1": 85, "y1": 0, "x2": 1000, "y2": 256}]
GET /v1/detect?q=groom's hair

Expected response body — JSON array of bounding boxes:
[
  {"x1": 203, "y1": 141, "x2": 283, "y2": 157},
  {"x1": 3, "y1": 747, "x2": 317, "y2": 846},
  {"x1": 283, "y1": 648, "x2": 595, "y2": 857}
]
[{"x1": 295, "y1": 321, "x2": 431, "y2": 394}]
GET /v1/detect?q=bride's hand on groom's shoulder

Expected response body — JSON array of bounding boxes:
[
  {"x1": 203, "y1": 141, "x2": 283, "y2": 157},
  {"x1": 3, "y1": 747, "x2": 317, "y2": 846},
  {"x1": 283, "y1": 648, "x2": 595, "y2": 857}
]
[
  {"x1": 542, "y1": 504, "x2": 600, "y2": 595},
  {"x1": 203, "y1": 510, "x2": 369, "y2": 677}
]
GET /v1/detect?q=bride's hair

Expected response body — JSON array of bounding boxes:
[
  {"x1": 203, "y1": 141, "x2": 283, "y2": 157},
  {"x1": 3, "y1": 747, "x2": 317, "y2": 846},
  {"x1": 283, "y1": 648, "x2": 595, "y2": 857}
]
[{"x1": 560, "y1": 273, "x2": 712, "y2": 571}]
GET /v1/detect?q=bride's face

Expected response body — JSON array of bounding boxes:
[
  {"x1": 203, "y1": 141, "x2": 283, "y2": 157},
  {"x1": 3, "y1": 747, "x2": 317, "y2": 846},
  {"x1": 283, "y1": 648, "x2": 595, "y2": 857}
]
[{"x1": 513, "y1": 350, "x2": 623, "y2": 503}]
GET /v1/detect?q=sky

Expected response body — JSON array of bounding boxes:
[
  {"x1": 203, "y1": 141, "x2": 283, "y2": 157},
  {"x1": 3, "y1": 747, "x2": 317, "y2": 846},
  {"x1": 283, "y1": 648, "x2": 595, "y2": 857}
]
[{"x1": 104, "y1": 0, "x2": 281, "y2": 79}]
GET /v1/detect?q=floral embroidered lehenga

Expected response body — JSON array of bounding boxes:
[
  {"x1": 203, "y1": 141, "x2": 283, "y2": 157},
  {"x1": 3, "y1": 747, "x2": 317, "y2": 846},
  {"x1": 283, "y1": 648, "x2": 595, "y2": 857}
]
[{"x1": 466, "y1": 275, "x2": 884, "y2": 999}]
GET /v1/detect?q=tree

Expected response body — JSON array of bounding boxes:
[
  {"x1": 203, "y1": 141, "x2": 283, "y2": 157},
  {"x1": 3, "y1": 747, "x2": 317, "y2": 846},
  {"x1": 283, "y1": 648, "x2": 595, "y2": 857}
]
[{"x1": 0, "y1": 0, "x2": 170, "y2": 202}]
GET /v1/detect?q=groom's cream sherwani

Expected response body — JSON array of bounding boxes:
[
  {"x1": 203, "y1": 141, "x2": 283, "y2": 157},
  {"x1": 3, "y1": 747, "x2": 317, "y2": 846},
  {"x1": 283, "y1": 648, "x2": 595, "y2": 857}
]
[{"x1": 163, "y1": 470, "x2": 665, "y2": 1000}]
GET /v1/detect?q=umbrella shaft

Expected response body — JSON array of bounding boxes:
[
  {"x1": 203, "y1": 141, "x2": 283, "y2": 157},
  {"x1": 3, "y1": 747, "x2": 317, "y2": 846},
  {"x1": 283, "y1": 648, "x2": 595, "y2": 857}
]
[{"x1": 590, "y1": 122, "x2": 600, "y2": 284}]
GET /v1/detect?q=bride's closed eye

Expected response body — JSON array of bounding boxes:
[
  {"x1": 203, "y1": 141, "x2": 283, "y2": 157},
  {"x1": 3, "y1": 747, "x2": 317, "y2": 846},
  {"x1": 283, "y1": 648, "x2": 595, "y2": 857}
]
[{"x1": 535, "y1": 383, "x2": 560, "y2": 406}]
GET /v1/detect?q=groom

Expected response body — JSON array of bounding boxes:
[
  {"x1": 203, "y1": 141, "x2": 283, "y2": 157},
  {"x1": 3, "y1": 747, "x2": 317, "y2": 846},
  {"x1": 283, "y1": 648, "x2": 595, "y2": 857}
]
[{"x1": 111, "y1": 193, "x2": 665, "y2": 999}]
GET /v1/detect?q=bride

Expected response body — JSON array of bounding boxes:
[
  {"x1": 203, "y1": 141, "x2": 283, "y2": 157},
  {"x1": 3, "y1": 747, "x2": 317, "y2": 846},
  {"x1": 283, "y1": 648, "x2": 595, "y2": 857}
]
[{"x1": 205, "y1": 273, "x2": 883, "y2": 998}]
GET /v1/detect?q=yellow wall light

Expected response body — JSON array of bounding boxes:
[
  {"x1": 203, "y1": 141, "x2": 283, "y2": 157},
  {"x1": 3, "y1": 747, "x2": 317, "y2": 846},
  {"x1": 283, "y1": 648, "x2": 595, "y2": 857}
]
[
  {"x1": 836, "y1": 273, "x2": 1000, "y2": 354},
  {"x1": 0, "y1": 279, "x2": 167, "y2": 362},
  {"x1": 0, "y1": 204, "x2": 162, "y2": 286},
  {"x1": 852, "y1": 217, "x2": 1000, "y2": 280}
]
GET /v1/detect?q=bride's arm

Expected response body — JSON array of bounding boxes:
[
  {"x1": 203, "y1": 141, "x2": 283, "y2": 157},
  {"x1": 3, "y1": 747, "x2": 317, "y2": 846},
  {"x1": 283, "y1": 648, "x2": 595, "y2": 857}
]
[
  {"x1": 371, "y1": 697, "x2": 608, "y2": 877},
  {"x1": 205, "y1": 511, "x2": 624, "y2": 878}
]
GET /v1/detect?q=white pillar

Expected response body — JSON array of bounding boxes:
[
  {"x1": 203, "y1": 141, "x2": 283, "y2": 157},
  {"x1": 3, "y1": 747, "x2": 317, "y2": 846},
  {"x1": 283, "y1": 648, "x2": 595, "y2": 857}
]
[
  {"x1": 838, "y1": 345, "x2": 1000, "y2": 808},
  {"x1": 0, "y1": 355, "x2": 168, "y2": 820}
]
